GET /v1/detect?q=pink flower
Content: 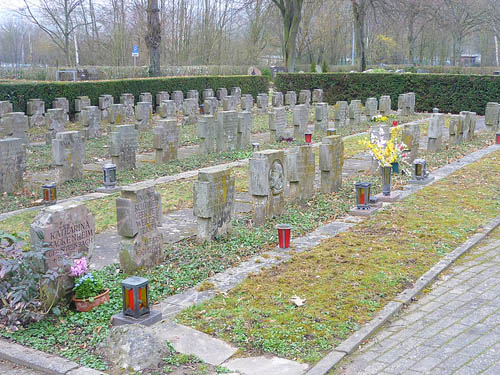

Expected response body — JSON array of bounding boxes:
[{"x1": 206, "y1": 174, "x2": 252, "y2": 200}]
[
  {"x1": 393, "y1": 121, "x2": 398, "y2": 127},
  {"x1": 70, "y1": 257, "x2": 88, "y2": 277}
]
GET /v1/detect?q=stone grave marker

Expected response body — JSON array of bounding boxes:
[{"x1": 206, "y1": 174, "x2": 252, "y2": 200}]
[
  {"x1": 183, "y1": 98, "x2": 198, "y2": 125},
  {"x1": 0, "y1": 138, "x2": 25, "y2": 194},
  {"x1": 198, "y1": 115, "x2": 216, "y2": 154},
  {"x1": 312, "y1": 89, "x2": 323, "y2": 103},
  {"x1": 216, "y1": 111, "x2": 239, "y2": 152},
  {"x1": 334, "y1": 101, "x2": 348, "y2": 128},
  {"x1": 365, "y1": 97, "x2": 378, "y2": 117},
  {"x1": 427, "y1": 114, "x2": 444, "y2": 152},
  {"x1": 139, "y1": 92, "x2": 152, "y2": 104},
  {"x1": 203, "y1": 88, "x2": 215, "y2": 101},
  {"x1": 135, "y1": 102, "x2": 153, "y2": 130},
  {"x1": 485, "y1": 102, "x2": 500, "y2": 129},
  {"x1": 249, "y1": 150, "x2": 285, "y2": 225},
  {"x1": 272, "y1": 92, "x2": 284, "y2": 107},
  {"x1": 402, "y1": 122, "x2": 421, "y2": 162},
  {"x1": 158, "y1": 100, "x2": 176, "y2": 118},
  {"x1": 74, "y1": 96, "x2": 91, "y2": 121},
  {"x1": 120, "y1": 93, "x2": 136, "y2": 121},
  {"x1": 45, "y1": 108, "x2": 66, "y2": 144},
  {"x1": 27, "y1": 99, "x2": 45, "y2": 127},
  {"x1": 319, "y1": 135, "x2": 344, "y2": 193},
  {"x1": 237, "y1": 111, "x2": 252, "y2": 149},
  {"x1": 0, "y1": 112, "x2": 29, "y2": 145},
  {"x1": 155, "y1": 91, "x2": 170, "y2": 109},
  {"x1": 110, "y1": 124, "x2": 139, "y2": 171},
  {"x1": 407, "y1": 92, "x2": 416, "y2": 114},
  {"x1": 153, "y1": 119, "x2": 179, "y2": 163},
  {"x1": 230, "y1": 87, "x2": 241, "y2": 101},
  {"x1": 193, "y1": 165, "x2": 235, "y2": 241},
  {"x1": 257, "y1": 93, "x2": 269, "y2": 113},
  {"x1": 379, "y1": 96, "x2": 391, "y2": 115},
  {"x1": 80, "y1": 106, "x2": 101, "y2": 139},
  {"x1": 52, "y1": 131, "x2": 84, "y2": 183},
  {"x1": 109, "y1": 103, "x2": 127, "y2": 125},
  {"x1": 187, "y1": 90, "x2": 199, "y2": 104},
  {"x1": 449, "y1": 115, "x2": 459, "y2": 145},
  {"x1": 52, "y1": 98, "x2": 69, "y2": 122},
  {"x1": 460, "y1": 111, "x2": 476, "y2": 141},
  {"x1": 241, "y1": 94, "x2": 254, "y2": 111},
  {"x1": 315, "y1": 103, "x2": 329, "y2": 132},
  {"x1": 172, "y1": 91, "x2": 184, "y2": 111},
  {"x1": 287, "y1": 145, "x2": 315, "y2": 202},
  {"x1": 99, "y1": 94, "x2": 114, "y2": 121},
  {"x1": 116, "y1": 182, "x2": 163, "y2": 274},
  {"x1": 349, "y1": 100, "x2": 361, "y2": 126},
  {"x1": 216, "y1": 88, "x2": 228, "y2": 106},
  {"x1": 203, "y1": 97, "x2": 218, "y2": 116},
  {"x1": 223, "y1": 96, "x2": 237, "y2": 111},
  {"x1": 269, "y1": 106, "x2": 287, "y2": 142},
  {"x1": 293, "y1": 104, "x2": 309, "y2": 139},
  {"x1": 285, "y1": 91, "x2": 297, "y2": 109},
  {"x1": 0, "y1": 101, "x2": 13, "y2": 118},
  {"x1": 299, "y1": 90, "x2": 311, "y2": 106}
]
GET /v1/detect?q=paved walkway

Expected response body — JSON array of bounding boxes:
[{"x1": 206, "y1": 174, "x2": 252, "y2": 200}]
[
  {"x1": 0, "y1": 359, "x2": 44, "y2": 374},
  {"x1": 336, "y1": 227, "x2": 500, "y2": 375}
]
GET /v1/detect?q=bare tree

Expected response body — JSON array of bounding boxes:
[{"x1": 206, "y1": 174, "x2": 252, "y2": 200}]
[{"x1": 146, "y1": 0, "x2": 161, "y2": 76}]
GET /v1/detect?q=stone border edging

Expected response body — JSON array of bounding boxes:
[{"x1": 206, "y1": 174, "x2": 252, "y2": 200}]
[
  {"x1": 305, "y1": 215, "x2": 500, "y2": 375},
  {"x1": 0, "y1": 339, "x2": 105, "y2": 375}
]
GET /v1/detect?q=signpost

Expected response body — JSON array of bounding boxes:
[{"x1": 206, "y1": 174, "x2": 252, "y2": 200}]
[{"x1": 132, "y1": 45, "x2": 139, "y2": 67}]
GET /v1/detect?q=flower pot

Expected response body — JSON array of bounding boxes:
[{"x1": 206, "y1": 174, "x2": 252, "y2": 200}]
[
  {"x1": 381, "y1": 166, "x2": 392, "y2": 196},
  {"x1": 391, "y1": 162, "x2": 399, "y2": 174},
  {"x1": 73, "y1": 288, "x2": 110, "y2": 312}
]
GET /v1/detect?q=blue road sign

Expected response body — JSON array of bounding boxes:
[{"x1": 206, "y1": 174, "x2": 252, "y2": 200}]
[{"x1": 132, "y1": 45, "x2": 139, "y2": 57}]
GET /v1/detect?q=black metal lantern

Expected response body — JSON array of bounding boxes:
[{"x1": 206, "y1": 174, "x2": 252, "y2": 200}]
[
  {"x1": 252, "y1": 142, "x2": 260, "y2": 151},
  {"x1": 355, "y1": 182, "x2": 371, "y2": 209},
  {"x1": 103, "y1": 163, "x2": 117, "y2": 189},
  {"x1": 42, "y1": 183, "x2": 57, "y2": 205},
  {"x1": 122, "y1": 276, "x2": 150, "y2": 319},
  {"x1": 413, "y1": 159, "x2": 428, "y2": 180},
  {"x1": 327, "y1": 128, "x2": 337, "y2": 136}
]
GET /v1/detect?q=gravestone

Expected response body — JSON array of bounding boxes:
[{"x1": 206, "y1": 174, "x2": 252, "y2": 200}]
[
  {"x1": 0, "y1": 112, "x2": 29, "y2": 145},
  {"x1": 312, "y1": 89, "x2": 323, "y2": 103},
  {"x1": 237, "y1": 111, "x2": 252, "y2": 149},
  {"x1": 74, "y1": 96, "x2": 91, "y2": 121},
  {"x1": 315, "y1": 103, "x2": 329, "y2": 132},
  {"x1": 216, "y1": 111, "x2": 239, "y2": 152},
  {"x1": 249, "y1": 150, "x2": 285, "y2": 225},
  {"x1": 397, "y1": 94, "x2": 408, "y2": 116},
  {"x1": 285, "y1": 91, "x2": 297, "y2": 109},
  {"x1": 45, "y1": 108, "x2": 65, "y2": 144},
  {"x1": 402, "y1": 122, "x2": 421, "y2": 162},
  {"x1": 117, "y1": 182, "x2": 163, "y2": 274},
  {"x1": 120, "y1": 93, "x2": 136, "y2": 121},
  {"x1": 203, "y1": 97, "x2": 218, "y2": 116},
  {"x1": 269, "y1": 106, "x2": 287, "y2": 142},
  {"x1": 456, "y1": 114, "x2": 465, "y2": 143},
  {"x1": 99, "y1": 94, "x2": 114, "y2": 121},
  {"x1": 110, "y1": 125, "x2": 139, "y2": 171},
  {"x1": 30, "y1": 201, "x2": 95, "y2": 304},
  {"x1": 334, "y1": 101, "x2": 348, "y2": 128},
  {"x1": 299, "y1": 90, "x2": 311, "y2": 106},
  {"x1": 407, "y1": 92, "x2": 416, "y2": 114},
  {"x1": 448, "y1": 115, "x2": 459, "y2": 145},
  {"x1": 230, "y1": 87, "x2": 241, "y2": 101},
  {"x1": 52, "y1": 131, "x2": 84, "y2": 183},
  {"x1": 287, "y1": 145, "x2": 315, "y2": 202},
  {"x1": 460, "y1": 111, "x2": 476, "y2": 141},
  {"x1": 427, "y1": 114, "x2": 444, "y2": 152},
  {"x1": 365, "y1": 98, "x2": 378, "y2": 117},
  {"x1": 203, "y1": 88, "x2": 215, "y2": 101},
  {"x1": 52, "y1": 98, "x2": 69, "y2": 122},
  {"x1": 0, "y1": 138, "x2": 25, "y2": 194},
  {"x1": 198, "y1": 115, "x2": 216, "y2": 154},
  {"x1": 257, "y1": 93, "x2": 268, "y2": 114},
  {"x1": 0, "y1": 101, "x2": 13, "y2": 118},
  {"x1": 216, "y1": 88, "x2": 228, "y2": 106},
  {"x1": 187, "y1": 90, "x2": 199, "y2": 104},
  {"x1": 80, "y1": 106, "x2": 101, "y2": 139},
  {"x1": 172, "y1": 91, "x2": 184, "y2": 111},
  {"x1": 223, "y1": 96, "x2": 237, "y2": 111},
  {"x1": 155, "y1": 92, "x2": 170, "y2": 112},
  {"x1": 379, "y1": 96, "x2": 391, "y2": 115},
  {"x1": 139, "y1": 92, "x2": 152, "y2": 104},
  {"x1": 319, "y1": 135, "x2": 344, "y2": 193},
  {"x1": 109, "y1": 104, "x2": 127, "y2": 125},
  {"x1": 158, "y1": 100, "x2": 177, "y2": 118},
  {"x1": 485, "y1": 102, "x2": 500, "y2": 129},
  {"x1": 349, "y1": 100, "x2": 361, "y2": 126},
  {"x1": 241, "y1": 94, "x2": 254, "y2": 111},
  {"x1": 272, "y1": 92, "x2": 284, "y2": 107},
  {"x1": 153, "y1": 119, "x2": 179, "y2": 163},
  {"x1": 183, "y1": 98, "x2": 198, "y2": 125},
  {"x1": 135, "y1": 102, "x2": 153, "y2": 130},
  {"x1": 293, "y1": 104, "x2": 309, "y2": 139},
  {"x1": 27, "y1": 99, "x2": 45, "y2": 127},
  {"x1": 193, "y1": 165, "x2": 235, "y2": 241}
]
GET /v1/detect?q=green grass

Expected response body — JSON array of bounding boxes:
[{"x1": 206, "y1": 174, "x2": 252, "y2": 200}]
[{"x1": 176, "y1": 149, "x2": 500, "y2": 364}]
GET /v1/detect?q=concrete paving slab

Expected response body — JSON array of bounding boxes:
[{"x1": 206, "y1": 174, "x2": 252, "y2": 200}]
[{"x1": 223, "y1": 355, "x2": 309, "y2": 375}]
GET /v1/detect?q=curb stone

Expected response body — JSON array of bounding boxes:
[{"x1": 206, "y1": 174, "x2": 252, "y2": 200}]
[
  {"x1": 305, "y1": 217, "x2": 500, "y2": 375},
  {"x1": 0, "y1": 339, "x2": 106, "y2": 375}
]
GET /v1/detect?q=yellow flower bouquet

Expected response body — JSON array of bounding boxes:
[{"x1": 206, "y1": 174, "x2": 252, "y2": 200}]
[{"x1": 360, "y1": 127, "x2": 406, "y2": 167}]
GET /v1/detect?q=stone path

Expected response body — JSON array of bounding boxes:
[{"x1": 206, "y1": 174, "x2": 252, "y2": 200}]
[
  {"x1": 0, "y1": 359, "x2": 44, "y2": 375},
  {"x1": 336, "y1": 227, "x2": 500, "y2": 375}
]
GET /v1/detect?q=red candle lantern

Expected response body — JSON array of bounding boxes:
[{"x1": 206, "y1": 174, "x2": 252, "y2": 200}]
[
  {"x1": 276, "y1": 224, "x2": 292, "y2": 249},
  {"x1": 393, "y1": 120, "x2": 398, "y2": 127},
  {"x1": 355, "y1": 182, "x2": 371, "y2": 209},
  {"x1": 305, "y1": 132, "x2": 312, "y2": 144},
  {"x1": 496, "y1": 132, "x2": 500, "y2": 145},
  {"x1": 42, "y1": 183, "x2": 57, "y2": 205},
  {"x1": 122, "y1": 276, "x2": 150, "y2": 319}
]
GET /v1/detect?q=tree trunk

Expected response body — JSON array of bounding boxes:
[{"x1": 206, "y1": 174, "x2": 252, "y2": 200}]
[
  {"x1": 407, "y1": 12, "x2": 415, "y2": 64},
  {"x1": 146, "y1": 0, "x2": 162, "y2": 76},
  {"x1": 352, "y1": 0, "x2": 366, "y2": 72}
]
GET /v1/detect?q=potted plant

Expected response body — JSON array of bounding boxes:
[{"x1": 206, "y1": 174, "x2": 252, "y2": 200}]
[{"x1": 70, "y1": 257, "x2": 109, "y2": 312}]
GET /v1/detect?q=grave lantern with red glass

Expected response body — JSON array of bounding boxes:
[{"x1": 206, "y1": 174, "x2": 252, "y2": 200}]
[
  {"x1": 355, "y1": 182, "x2": 371, "y2": 210},
  {"x1": 122, "y1": 276, "x2": 150, "y2": 319}
]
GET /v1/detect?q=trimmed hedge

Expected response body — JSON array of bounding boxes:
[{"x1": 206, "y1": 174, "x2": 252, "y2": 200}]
[
  {"x1": 275, "y1": 73, "x2": 500, "y2": 115},
  {"x1": 0, "y1": 75, "x2": 269, "y2": 115}
]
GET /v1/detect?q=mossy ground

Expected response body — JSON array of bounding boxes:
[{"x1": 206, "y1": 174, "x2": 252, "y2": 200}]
[{"x1": 177, "y1": 150, "x2": 500, "y2": 364}]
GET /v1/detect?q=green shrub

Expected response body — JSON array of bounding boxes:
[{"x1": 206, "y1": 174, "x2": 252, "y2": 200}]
[
  {"x1": 262, "y1": 68, "x2": 273, "y2": 82},
  {"x1": 0, "y1": 75, "x2": 269, "y2": 114},
  {"x1": 310, "y1": 61, "x2": 317, "y2": 73},
  {"x1": 275, "y1": 72, "x2": 500, "y2": 114},
  {"x1": 321, "y1": 61, "x2": 329, "y2": 73}
]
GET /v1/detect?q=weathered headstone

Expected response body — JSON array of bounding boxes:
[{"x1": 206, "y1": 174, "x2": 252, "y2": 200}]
[
  {"x1": 448, "y1": 115, "x2": 459, "y2": 145},
  {"x1": 120, "y1": 93, "x2": 136, "y2": 121},
  {"x1": 158, "y1": 100, "x2": 177, "y2": 118},
  {"x1": 153, "y1": 119, "x2": 179, "y2": 163},
  {"x1": 74, "y1": 96, "x2": 91, "y2": 121},
  {"x1": 193, "y1": 165, "x2": 235, "y2": 241},
  {"x1": 299, "y1": 90, "x2": 311, "y2": 106},
  {"x1": 269, "y1": 106, "x2": 287, "y2": 142},
  {"x1": 99, "y1": 95, "x2": 114, "y2": 121},
  {"x1": 287, "y1": 145, "x2": 315, "y2": 202},
  {"x1": 407, "y1": 92, "x2": 416, "y2": 114},
  {"x1": 155, "y1": 91, "x2": 170, "y2": 110},
  {"x1": 187, "y1": 90, "x2": 199, "y2": 104},
  {"x1": 80, "y1": 106, "x2": 101, "y2": 139},
  {"x1": 460, "y1": 111, "x2": 476, "y2": 141},
  {"x1": 319, "y1": 135, "x2": 344, "y2": 193},
  {"x1": 45, "y1": 108, "x2": 66, "y2": 145},
  {"x1": 27, "y1": 99, "x2": 45, "y2": 127},
  {"x1": 222, "y1": 96, "x2": 237, "y2": 111},
  {"x1": 202, "y1": 88, "x2": 215, "y2": 101},
  {"x1": 216, "y1": 111, "x2": 239, "y2": 152},
  {"x1": 216, "y1": 88, "x2": 228, "y2": 106},
  {"x1": 427, "y1": 114, "x2": 444, "y2": 152},
  {"x1": 52, "y1": 98, "x2": 69, "y2": 122},
  {"x1": 139, "y1": 92, "x2": 152, "y2": 104},
  {"x1": 110, "y1": 125, "x2": 139, "y2": 171},
  {"x1": 172, "y1": 91, "x2": 184, "y2": 111},
  {"x1": 0, "y1": 112, "x2": 29, "y2": 145},
  {"x1": 135, "y1": 102, "x2": 153, "y2": 130},
  {"x1": 365, "y1": 98, "x2": 378, "y2": 117},
  {"x1": 285, "y1": 91, "x2": 297, "y2": 109},
  {"x1": 402, "y1": 122, "x2": 421, "y2": 162},
  {"x1": 334, "y1": 101, "x2": 348, "y2": 128},
  {"x1": 0, "y1": 138, "x2": 25, "y2": 194},
  {"x1": 312, "y1": 89, "x2": 323, "y2": 103},
  {"x1": 230, "y1": 87, "x2": 241, "y2": 102},
  {"x1": 198, "y1": 115, "x2": 216, "y2": 154},
  {"x1": 379, "y1": 96, "x2": 391, "y2": 115},
  {"x1": 397, "y1": 94, "x2": 408, "y2": 116},
  {"x1": 241, "y1": 94, "x2": 254, "y2": 111},
  {"x1": 349, "y1": 100, "x2": 361, "y2": 124},
  {"x1": 237, "y1": 111, "x2": 252, "y2": 149},
  {"x1": 183, "y1": 98, "x2": 198, "y2": 125},
  {"x1": 272, "y1": 92, "x2": 284, "y2": 107},
  {"x1": 315, "y1": 103, "x2": 329, "y2": 132},
  {"x1": 0, "y1": 101, "x2": 13, "y2": 118},
  {"x1": 293, "y1": 104, "x2": 309, "y2": 139},
  {"x1": 257, "y1": 94, "x2": 269, "y2": 113},
  {"x1": 485, "y1": 102, "x2": 500, "y2": 129},
  {"x1": 203, "y1": 97, "x2": 218, "y2": 116},
  {"x1": 117, "y1": 182, "x2": 163, "y2": 274},
  {"x1": 249, "y1": 150, "x2": 285, "y2": 225},
  {"x1": 109, "y1": 104, "x2": 127, "y2": 125},
  {"x1": 52, "y1": 131, "x2": 84, "y2": 183}
]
